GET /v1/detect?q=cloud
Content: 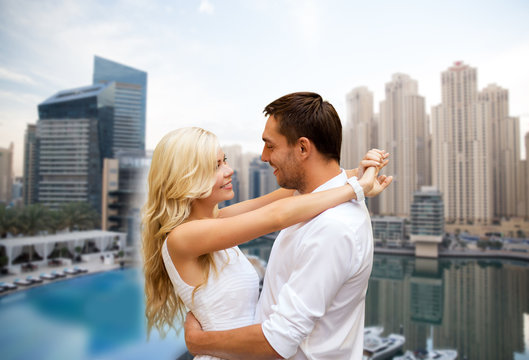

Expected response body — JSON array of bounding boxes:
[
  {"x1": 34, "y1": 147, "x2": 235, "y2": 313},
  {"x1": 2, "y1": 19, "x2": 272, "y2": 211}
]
[
  {"x1": 198, "y1": 0, "x2": 214, "y2": 14},
  {"x1": 0, "y1": 67, "x2": 36, "y2": 85}
]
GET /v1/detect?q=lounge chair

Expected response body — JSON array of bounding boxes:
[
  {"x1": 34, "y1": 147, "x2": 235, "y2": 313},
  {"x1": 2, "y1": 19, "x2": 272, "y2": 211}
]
[
  {"x1": 64, "y1": 268, "x2": 80, "y2": 275},
  {"x1": 0, "y1": 281, "x2": 17, "y2": 290},
  {"x1": 51, "y1": 270, "x2": 66, "y2": 278},
  {"x1": 40, "y1": 273, "x2": 57, "y2": 280},
  {"x1": 74, "y1": 266, "x2": 88, "y2": 273},
  {"x1": 14, "y1": 278, "x2": 33, "y2": 286},
  {"x1": 26, "y1": 275, "x2": 43, "y2": 284}
]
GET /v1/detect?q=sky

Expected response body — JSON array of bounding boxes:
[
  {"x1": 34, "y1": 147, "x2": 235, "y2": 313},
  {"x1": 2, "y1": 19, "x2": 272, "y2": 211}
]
[{"x1": 1, "y1": 0, "x2": 528, "y2": 176}]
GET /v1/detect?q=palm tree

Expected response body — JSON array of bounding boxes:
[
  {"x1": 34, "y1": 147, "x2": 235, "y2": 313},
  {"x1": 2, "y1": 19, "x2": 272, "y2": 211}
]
[
  {"x1": 60, "y1": 202, "x2": 100, "y2": 231},
  {"x1": 19, "y1": 204, "x2": 48, "y2": 236}
]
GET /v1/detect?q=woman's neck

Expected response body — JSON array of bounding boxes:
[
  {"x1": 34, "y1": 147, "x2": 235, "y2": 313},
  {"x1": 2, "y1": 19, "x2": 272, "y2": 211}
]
[{"x1": 188, "y1": 199, "x2": 217, "y2": 221}]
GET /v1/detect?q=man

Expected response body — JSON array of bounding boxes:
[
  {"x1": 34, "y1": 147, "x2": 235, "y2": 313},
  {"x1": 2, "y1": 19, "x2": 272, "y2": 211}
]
[{"x1": 185, "y1": 92, "x2": 392, "y2": 359}]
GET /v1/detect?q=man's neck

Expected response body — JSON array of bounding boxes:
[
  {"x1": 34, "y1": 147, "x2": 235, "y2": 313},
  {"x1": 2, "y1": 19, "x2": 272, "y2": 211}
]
[{"x1": 299, "y1": 160, "x2": 342, "y2": 194}]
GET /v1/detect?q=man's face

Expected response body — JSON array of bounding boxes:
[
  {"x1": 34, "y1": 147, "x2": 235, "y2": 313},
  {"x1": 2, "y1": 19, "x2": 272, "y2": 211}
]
[{"x1": 261, "y1": 116, "x2": 305, "y2": 191}]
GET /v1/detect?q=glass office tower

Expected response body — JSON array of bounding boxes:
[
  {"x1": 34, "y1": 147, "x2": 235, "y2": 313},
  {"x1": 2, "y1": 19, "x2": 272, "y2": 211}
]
[
  {"x1": 93, "y1": 56, "x2": 147, "y2": 154},
  {"x1": 37, "y1": 83, "x2": 115, "y2": 211}
]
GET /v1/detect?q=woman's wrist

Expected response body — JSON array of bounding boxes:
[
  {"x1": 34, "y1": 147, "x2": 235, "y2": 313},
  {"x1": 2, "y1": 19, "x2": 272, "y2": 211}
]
[{"x1": 346, "y1": 176, "x2": 365, "y2": 202}]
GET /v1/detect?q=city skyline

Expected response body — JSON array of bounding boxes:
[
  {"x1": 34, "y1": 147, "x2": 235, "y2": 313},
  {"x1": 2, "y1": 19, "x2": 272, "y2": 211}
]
[{"x1": 1, "y1": 0, "x2": 528, "y2": 176}]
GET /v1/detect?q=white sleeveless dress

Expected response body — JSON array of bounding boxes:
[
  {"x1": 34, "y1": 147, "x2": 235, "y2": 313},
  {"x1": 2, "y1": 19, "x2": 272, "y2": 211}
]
[{"x1": 162, "y1": 240, "x2": 260, "y2": 360}]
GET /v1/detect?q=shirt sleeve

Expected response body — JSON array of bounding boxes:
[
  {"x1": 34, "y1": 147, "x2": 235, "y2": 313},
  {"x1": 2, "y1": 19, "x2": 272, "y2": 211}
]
[{"x1": 261, "y1": 217, "x2": 356, "y2": 358}]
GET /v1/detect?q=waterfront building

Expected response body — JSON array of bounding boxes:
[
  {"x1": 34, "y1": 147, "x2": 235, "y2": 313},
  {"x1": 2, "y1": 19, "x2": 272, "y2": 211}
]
[
  {"x1": 221, "y1": 144, "x2": 249, "y2": 204},
  {"x1": 93, "y1": 56, "x2": 147, "y2": 154},
  {"x1": 479, "y1": 84, "x2": 520, "y2": 218},
  {"x1": 378, "y1": 74, "x2": 430, "y2": 217},
  {"x1": 102, "y1": 151, "x2": 151, "y2": 248},
  {"x1": 248, "y1": 156, "x2": 278, "y2": 199},
  {"x1": 37, "y1": 83, "x2": 115, "y2": 211},
  {"x1": 23, "y1": 124, "x2": 38, "y2": 205},
  {"x1": 410, "y1": 186, "x2": 444, "y2": 258},
  {"x1": 371, "y1": 216, "x2": 406, "y2": 247},
  {"x1": 0, "y1": 142, "x2": 14, "y2": 204},
  {"x1": 431, "y1": 62, "x2": 493, "y2": 225}
]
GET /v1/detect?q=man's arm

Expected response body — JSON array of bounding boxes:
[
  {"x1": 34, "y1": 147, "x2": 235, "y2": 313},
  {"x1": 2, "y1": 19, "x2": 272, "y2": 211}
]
[{"x1": 184, "y1": 313, "x2": 282, "y2": 360}]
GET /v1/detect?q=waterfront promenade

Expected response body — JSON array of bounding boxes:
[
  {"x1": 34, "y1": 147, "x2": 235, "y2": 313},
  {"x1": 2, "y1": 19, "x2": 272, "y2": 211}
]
[
  {"x1": 375, "y1": 246, "x2": 529, "y2": 261},
  {"x1": 0, "y1": 259, "x2": 124, "y2": 295}
]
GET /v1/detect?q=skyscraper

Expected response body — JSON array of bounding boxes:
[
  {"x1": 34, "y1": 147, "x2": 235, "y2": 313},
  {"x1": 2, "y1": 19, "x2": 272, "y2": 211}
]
[
  {"x1": 0, "y1": 143, "x2": 14, "y2": 204},
  {"x1": 248, "y1": 157, "x2": 278, "y2": 199},
  {"x1": 93, "y1": 56, "x2": 147, "y2": 154},
  {"x1": 37, "y1": 83, "x2": 115, "y2": 210},
  {"x1": 479, "y1": 84, "x2": 520, "y2": 218},
  {"x1": 378, "y1": 73, "x2": 430, "y2": 217},
  {"x1": 342, "y1": 87, "x2": 376, "y2": 169},
  {"x1": 431, "y1": 62, "x2": 493, "y2": 225},
  {"x1": 23, "y1": 124, "x2": 38, "y2": 205}
]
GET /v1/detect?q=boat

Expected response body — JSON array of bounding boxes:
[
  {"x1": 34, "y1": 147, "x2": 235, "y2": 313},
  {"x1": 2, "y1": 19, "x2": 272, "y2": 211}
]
[
  {"x1": 363, "y1": 333, "x2": 405, "y2": 360},
  {"x1": 394, "y1": 349, "x2": 458, "y2": 360},
  {"x1": 364, "y1": 326, "x2": 384, "y2": 337}
]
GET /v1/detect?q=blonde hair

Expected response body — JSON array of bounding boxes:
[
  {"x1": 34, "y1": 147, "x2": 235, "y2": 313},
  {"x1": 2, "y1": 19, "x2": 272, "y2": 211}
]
[{"x1": 142, "y1": 127, "x2": 221, "y2": 338}]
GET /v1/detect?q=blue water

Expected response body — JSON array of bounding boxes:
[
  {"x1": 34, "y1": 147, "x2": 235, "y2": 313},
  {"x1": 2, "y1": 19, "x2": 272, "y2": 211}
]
[{"x1": 0, "y1": 269, "x2": 187, "y2": 360}]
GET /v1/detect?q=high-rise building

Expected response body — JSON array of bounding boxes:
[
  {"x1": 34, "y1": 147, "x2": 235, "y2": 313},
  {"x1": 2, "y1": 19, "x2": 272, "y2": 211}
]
[
  {"x1": 102, "y1": 150, "x2": 151, "y2": 247},
  {"x1": 93, "y1": 56, "x2": 147, "y2": 154},
  {"x1": 342, "y1": 87, "x2": 376, "y2": 169},
  {"x1": 23, "y1": 124, "x2": 38, "y2": 205},
  {"x1": 479, "y1": 84, "x2": 520, "y2": 218},
  {"x1": 36, "y1": 83, "x2": 115, "y2": 210},
  {"x1": 521, "y1": 133, "x2": 529, "y2": 220},
  {"x1": 410, "y1": 186, "x2": 444, "y2": 258},
  {"x1": 248, "y1": 157, "x2": 278, "y2": 199},
  {"x1": 0, "y1": 143, "x2": 14, "y2": 204},
  {"x1": 342, "y1": 87, "x2": 380, "y2": 214},
  {"x1": 378, "y1": 73, "x2": 430, "y2": 217},
  {"x1": 431, "y1": 62, "x2": 493, "y2": 225}
]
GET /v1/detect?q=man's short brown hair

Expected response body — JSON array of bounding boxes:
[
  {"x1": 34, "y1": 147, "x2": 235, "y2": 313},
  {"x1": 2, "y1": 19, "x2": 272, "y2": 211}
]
[{"x1": 263, "y1": 92, "x2": 342, "y2": 162}]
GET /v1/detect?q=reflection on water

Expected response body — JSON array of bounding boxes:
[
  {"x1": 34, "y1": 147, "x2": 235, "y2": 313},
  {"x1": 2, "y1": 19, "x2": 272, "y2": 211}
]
[{"x1": 366, "y1": 255, "x2": 529, "y2": 360}]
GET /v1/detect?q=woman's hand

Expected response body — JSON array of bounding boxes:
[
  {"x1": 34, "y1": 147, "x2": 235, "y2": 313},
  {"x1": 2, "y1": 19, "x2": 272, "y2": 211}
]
[
  {"x1": 358, "y1": 165, "x2": 393, "y2": 198},
  {"x1": 357, "y1": 149, "x2": 389, "y2": 179}
]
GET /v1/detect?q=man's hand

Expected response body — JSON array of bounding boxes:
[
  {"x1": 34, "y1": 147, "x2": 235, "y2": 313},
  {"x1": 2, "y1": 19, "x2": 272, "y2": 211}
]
[{"x1": 184, "y1": 312, "x2": 203, "y2": 356}]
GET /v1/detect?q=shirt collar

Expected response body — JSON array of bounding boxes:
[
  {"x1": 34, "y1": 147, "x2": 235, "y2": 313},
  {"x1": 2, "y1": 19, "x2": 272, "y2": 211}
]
[{"x1": 311, "y1": 169, "x2": 347, "y2": 193}]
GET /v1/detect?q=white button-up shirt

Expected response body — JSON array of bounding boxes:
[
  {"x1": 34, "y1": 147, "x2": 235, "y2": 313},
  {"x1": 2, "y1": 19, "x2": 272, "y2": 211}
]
[{"x1": 255, "y1": 170, "x2": 374, "y2": 359}]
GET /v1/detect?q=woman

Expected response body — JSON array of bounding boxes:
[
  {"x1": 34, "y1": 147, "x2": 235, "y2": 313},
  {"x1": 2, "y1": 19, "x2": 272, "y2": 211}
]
[{"x1": 142, "y1": 127, "x2": 385, "y2": 351}]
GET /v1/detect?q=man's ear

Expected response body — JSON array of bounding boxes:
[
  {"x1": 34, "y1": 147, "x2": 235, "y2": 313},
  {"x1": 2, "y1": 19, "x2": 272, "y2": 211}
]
[{"x1": 298, "y1": 137, "x2": 311, "y2": 158}]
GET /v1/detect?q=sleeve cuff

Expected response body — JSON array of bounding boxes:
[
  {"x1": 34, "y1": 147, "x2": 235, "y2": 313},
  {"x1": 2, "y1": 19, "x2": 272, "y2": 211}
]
[{"x1": 261, "y1": 316, "x2": 299, "y2": 359}]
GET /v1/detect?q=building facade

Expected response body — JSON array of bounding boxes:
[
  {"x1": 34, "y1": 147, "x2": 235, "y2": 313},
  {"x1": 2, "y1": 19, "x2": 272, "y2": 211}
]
[
  {"x1": 431, "y1": 62, "x2": 493, "y2": 225},
  {"x1": 0, "y1": 143, "x2": 14, "y2": 204},
  {"x1": 479, "y1": 84, "x2": 520, "y2": 218},
  {"x1": 248, "y1": 156, "x2": 278, "y2": 199},
  {"x1": 410, "y1": 186, "x2": 444, "y2": 258},
  {"x1": 93, "y1": 56, "x2": 147, "y2": 154},
  {"x1": 23, "y1": 124, "x2": 38, "y2": 205},
  {"x1": 378, "y1": 73, "x2": 430, "y2": 217},
  {"x1": 36, "y1": 83, "x2": 115, "y2": 210},
  {"x1": 102, "y1": 151, "x2": 150, "y2": 247}
]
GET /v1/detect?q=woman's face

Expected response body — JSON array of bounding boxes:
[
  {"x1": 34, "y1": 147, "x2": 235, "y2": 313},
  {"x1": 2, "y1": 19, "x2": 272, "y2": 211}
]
[{"x1": 207, "y1": 148, "x2": 234, "y2": 204}]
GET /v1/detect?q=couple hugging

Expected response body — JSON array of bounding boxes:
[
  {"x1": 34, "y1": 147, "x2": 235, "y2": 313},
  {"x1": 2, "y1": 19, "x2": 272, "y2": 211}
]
[{"x1": 142, "y1": 92, "x2": 392, "y2": 359}]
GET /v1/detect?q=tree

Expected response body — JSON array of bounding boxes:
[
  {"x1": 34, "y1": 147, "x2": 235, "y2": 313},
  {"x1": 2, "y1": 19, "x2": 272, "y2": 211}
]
[
  {"x1": 19, "y1": 204, "x2": 48, "y2": 236},
  {"x1": 60, "y1": 202, "x2": 100, "y2": 231}
]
